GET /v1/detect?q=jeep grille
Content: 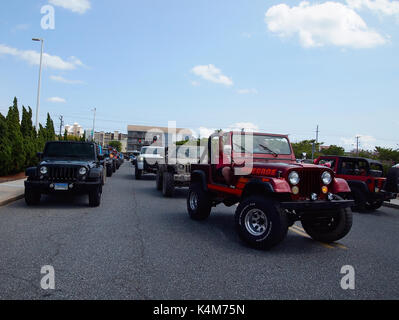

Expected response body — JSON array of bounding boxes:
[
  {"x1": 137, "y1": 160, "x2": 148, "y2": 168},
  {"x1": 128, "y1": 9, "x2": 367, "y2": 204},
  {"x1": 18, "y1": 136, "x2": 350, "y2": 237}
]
[
  {"x1": 298, "y1": 170, "x2": 322, "y2": 197},
  {"x1": 48, "y1": 166, "x2": 78, "y2": 181}
]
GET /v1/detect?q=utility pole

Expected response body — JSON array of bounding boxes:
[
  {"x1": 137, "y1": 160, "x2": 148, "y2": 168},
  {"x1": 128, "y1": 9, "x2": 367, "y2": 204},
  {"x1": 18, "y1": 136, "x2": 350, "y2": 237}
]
[
  {"x1": 312, "y1": 125, "x2": 319, "y2": 160},
  {"x1": 356, "y1": 136, "x2": 361, "y2": 155},
  {"x1": 59, "y1": 115, "x2": 64, "y2": 137},
  {"x1": 32, "y1": 38, "x2": 44, "y2": 132},
  {"x1": 92, "y1": 108, "x2": 96, "y2": 142}
]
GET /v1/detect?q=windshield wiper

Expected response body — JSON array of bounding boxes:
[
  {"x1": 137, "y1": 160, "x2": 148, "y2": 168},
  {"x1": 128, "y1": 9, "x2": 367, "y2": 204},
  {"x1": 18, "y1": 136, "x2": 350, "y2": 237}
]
[
  {"x1": 233, "y1": 142, "x2": 251, "y2": 154},
  {"x1": 259, "y1": 144, "x2": 278, "y2": 157}
]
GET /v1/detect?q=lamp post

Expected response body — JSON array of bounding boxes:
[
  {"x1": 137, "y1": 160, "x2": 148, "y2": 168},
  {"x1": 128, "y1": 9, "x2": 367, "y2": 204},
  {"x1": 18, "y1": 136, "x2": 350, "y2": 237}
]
[{"x1": 32, "y1": 38, "x2": 44, "y2": 132}]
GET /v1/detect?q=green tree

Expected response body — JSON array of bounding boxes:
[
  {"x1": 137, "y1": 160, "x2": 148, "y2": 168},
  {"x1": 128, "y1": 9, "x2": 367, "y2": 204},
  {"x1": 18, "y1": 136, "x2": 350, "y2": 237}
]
[
  {"x1": 291, "y1": 140, "x2": 323, "y2": 159},
  {"x1": 37, "y1": 124, "x2": 47, "y2": 152},
  {"x1": 0, "y1": 112, "x2": 12, "y2": 176},
  {"x1": 45, "y1": 113, "x2": 56, "y2": 141},
  {"x1": 21, "y1": 106, "x2": 38, "y2": 167},
  {"x1": 109, "y1": 140, "x2": 122, "y2": 152},
  {"x1": 6, "y1": 98, "x2": 25, "y2": 173},
  {"x1": 63, "y1": 129, "x2": 68, "y2": 141},
  {"x1": 321, "y1": 145, "x2": 345, "y2": 156}
]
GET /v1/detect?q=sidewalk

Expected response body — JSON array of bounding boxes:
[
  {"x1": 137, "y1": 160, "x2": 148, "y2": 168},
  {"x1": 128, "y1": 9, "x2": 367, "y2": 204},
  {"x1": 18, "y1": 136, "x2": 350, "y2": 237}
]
[
  {"x1": 0, "y1": 179, "x2": 25, "y2": 206},
  {"x1": 384, "y1": 197, "x2": 399, "y2": 209}
]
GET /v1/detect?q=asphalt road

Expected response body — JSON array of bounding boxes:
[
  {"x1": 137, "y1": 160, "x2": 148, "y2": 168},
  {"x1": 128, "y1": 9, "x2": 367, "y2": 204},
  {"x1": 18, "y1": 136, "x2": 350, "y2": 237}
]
[{"x1": 0, "y1": 163, "x2": 398, "y2": 300}]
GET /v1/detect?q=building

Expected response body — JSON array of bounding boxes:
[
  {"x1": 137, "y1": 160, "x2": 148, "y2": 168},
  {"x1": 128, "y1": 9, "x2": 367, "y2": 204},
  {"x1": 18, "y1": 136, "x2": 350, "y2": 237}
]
[
  {"x1": 127, "y1": 125, "x2": 193, "y2": 152},
  {"x1": 94, "y1": 130, "x2": 128, "y2": 152},
  {"x1": 65, "y1": 123, "x2": 84, "y2": 138}
]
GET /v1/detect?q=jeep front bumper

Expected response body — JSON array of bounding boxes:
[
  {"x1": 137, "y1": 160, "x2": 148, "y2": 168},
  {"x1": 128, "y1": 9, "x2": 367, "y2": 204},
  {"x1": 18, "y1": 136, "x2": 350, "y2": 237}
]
[
  {"x1": 280, "y1": 199, "x2": 354, "y2": 212},
  {"x1": 174, "y1": 174, "x2": 190, "y2": 183},
  {"x1": 24, "y1": 180, "x2": 101, "y2": 194}
]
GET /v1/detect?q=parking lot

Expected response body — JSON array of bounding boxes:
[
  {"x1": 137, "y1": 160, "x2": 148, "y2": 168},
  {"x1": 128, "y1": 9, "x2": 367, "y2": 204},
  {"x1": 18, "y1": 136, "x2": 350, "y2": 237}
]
[{"x1": 0, "y1": 162, "x2": 398, "y2": 300}]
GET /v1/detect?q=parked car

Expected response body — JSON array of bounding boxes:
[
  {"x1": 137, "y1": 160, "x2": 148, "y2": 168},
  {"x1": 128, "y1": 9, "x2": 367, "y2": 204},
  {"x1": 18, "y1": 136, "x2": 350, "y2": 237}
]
[
  {"x1": 314, "y1": 156, "x2": 398, "y2": 211},
  {"x1": 187, "y1": 131, "x2": 354, "y2": 249},
  {"x1": 24, "y1": 141, "x2": 104, "y2": 207},
  {"x1": 156, "y1": 145, "x2": 203, "y2": 197},
  {"x1": 135, "y1": 146, "x2": 164, "y2": 180}
]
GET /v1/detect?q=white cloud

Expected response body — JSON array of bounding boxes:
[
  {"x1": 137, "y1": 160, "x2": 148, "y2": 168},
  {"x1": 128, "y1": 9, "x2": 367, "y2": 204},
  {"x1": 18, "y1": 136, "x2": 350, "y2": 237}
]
[
  {"x1": 237, "y1": 88, "x2": 258, "y2": 95},
  {"x1": 50, "y1": 75, "x2": 85, "y2": 84},
  {"x1": 347, "y1": 0, "x2": 399, "y2": 17},
  {"x1": 196, "y1": 122, "x2": 259, "y2": 138},
  {"x1": 47, "y1": 97, "x2": 66, "y2": 103},
  {"x1": 265, "y1": 1, "x2": 387, "y2": 48},
  {"x1": 190, "y1": 80, "x2": 200, "y2": 87},
  {"x1": 0, "y1": 44, "x2": 84, "y2": 70},
  {"x1": 48, "y1": 0, "x2": 91, "y2": 14},
  {"x1": 191, "y1": 64, "x2": 233, "y2": 86}
]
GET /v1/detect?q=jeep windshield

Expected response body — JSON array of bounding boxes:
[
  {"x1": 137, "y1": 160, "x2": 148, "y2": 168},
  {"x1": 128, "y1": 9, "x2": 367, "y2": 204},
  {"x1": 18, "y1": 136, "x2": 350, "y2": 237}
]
[
  {"x1": 43, "y1": 143, "x2": 96, "y2": 160},
  {"x1": 232, "y1": 134, "x2": 292, "y2": 155}
]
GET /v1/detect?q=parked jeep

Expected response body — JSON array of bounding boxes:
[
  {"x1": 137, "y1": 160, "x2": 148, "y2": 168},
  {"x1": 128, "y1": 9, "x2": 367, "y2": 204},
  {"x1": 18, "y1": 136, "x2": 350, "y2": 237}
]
[
  {"x1": 156, "y1": 145, "x2": 203, "y2": 197},
  {"x1": 315, "y1": 156, "x2": 398, "y2": 211},
  {"x1": 187, "y1": 132, "x2": 354, "y2": 249},
  {"x1": 24, "y1": 141, "x2": 104, "y2": 207},
  {"x1": 135, "y1": 146, "x2": 164, "y2": 180}
]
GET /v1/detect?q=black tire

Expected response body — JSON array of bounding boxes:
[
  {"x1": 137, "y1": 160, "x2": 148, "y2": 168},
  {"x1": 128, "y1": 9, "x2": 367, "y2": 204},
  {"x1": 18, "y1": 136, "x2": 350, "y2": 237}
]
[
  {"x1": 385, "y1": 167, "x2": 399, "y2": 193},
  {"x1": 365, "y1": 200, "x2": 384, "y2": 211},
  {"x1": 112, "y1": 162, "x2": 116, "y2": 173},
  {"x1": 235, "y1": 196, "x2": 288, "y2": 249},
  {"x1": 156, "y1": 170, "x2": 163, "y2": 190},
  {"x1": 135, "y1": 167, "x2": 142, "y2": 180},
  {"x1": 162, "y1": 172, "x2": 175, "y2": 197},
  {"x1": 106, "y1": 166, "x2": 113, "y2": 177},
  {"x1": 187, "y1": 183, "x2": 212, "y2": 220},
  {"x1": 25, "y1": 188, "x2": 41, "y2": 206},
  {"x1": 89, "y1": 185, "x2": 102, "y2": 207},
  {"x1": 350, "y1": 187, "x2": 367, "y2": 212},
  {"x1": 301, "y1": 208, "x2": 352, "y2": 243}
]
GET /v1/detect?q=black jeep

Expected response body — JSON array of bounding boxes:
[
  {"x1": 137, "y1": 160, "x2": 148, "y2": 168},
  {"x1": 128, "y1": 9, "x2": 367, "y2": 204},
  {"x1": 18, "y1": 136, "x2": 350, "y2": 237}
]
[{"x1": 24, "y1": 141, "x2": 104, "y2": 207}]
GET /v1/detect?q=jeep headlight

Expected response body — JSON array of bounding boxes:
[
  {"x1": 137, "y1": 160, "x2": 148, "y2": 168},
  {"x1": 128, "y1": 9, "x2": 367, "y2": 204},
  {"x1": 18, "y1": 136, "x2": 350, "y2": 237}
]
[
  {"x1": 178, "y1": 164, "x2": 185, "y2": 170},
  {"x1": 79, "y1": 167, "x2": 87, "y2": 175},
  {"x1": 321, "y1": 171, "x2": 332, "y2": 185},
  {"x1": 138, "y1": 157, "x2": 144, "y2": 162},
  {"x1": 288, "y1": 171, "x2": 300, "y2": 185},
  {"x1": 40, "y1": 166, "x2": 48, "y2": 175}
]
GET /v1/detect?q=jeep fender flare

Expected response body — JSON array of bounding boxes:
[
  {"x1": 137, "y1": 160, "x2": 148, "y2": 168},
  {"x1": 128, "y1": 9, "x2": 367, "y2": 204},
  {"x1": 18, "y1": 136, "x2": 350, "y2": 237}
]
[
  {"x1": 89, "y1": 167, "x2": 103, "y2": 179},
  {"x1": 332, "y1": 178, "x2": 351, "y2": 194},
  {"x1": 191, "y1": 170, "x2": 207, "y2": 191},
  {"x1": 25, "y1": 167, "x2": 37, "y2": 178},
  {"x1": 347, "y1": 180, "x2": 369, "y2": 194},
  {"x1": 241, "y1": 179, "x2": 275, "y2": 200}
]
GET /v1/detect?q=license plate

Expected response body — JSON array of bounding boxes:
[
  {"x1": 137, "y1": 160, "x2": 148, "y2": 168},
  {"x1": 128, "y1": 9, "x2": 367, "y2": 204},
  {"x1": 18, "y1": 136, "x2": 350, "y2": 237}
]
[{"x1": 54, "y1": 183, "x2": 69, "y2": 191}]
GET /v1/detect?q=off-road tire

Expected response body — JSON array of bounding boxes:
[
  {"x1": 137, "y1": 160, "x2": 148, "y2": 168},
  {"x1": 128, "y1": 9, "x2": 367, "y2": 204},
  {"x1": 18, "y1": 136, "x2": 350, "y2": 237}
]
[
  {"x1": 106, "y1": 166, "x2": 113, "y2": 177},
  {"x1": 135, "y1": 167, "x2": 142, "y2": 180},
  {"x1": 350, "y1": 187, "x2": 367, "y2": 212},
  {"x1": 89, "y1": 185, "x2": 102, "y2": 207},
  {"x1": 235, "y1": 196, "x2": 288, "y2": 250},
  {"x1": 25, "y1": 188, "x2": 41, "y2": 206},
  {"x1": 162, "y1": 172, "x2": 175, "y2": 197},
  {"x1": 187, "y1": 183, "x2": 212, "y2": 220},
  {"x1": 301, "y1": 208, "x2": 352, "y2": 243},
  {"x1": 156, "y1": 170, "x2": 163, "y2": 190}
]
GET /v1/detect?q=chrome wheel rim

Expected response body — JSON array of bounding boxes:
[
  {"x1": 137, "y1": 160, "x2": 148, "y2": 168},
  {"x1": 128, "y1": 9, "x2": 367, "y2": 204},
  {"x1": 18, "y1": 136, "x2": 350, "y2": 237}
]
[
  {"x1": 189, "y1": 191, "x2": 198, "y2": 210},
  {"x1": 245, "y1": 209, "x2": 269, "y2": 236}
]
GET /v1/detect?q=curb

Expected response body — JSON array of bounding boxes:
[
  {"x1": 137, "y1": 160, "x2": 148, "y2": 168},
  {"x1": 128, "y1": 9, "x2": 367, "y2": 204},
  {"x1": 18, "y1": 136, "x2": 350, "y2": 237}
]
[
  {"x1": 383, "y1": 201, "x2": 399, "y2": 210},
  {"x1": 0, "y1": 194, "x2": 24, "y2": 207}
]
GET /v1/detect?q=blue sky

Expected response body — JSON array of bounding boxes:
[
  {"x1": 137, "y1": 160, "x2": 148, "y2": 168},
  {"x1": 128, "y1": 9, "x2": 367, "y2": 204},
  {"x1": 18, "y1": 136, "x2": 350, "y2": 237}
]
[{"x1": 0, "y1": 0, "x2": 398, "y2": 150}]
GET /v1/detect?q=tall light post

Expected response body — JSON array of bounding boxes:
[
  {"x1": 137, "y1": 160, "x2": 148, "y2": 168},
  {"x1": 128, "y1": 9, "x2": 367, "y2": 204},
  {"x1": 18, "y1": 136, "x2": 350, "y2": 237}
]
[{"x1": 32, "y1": 38, "x2": 44, "y2": 132}]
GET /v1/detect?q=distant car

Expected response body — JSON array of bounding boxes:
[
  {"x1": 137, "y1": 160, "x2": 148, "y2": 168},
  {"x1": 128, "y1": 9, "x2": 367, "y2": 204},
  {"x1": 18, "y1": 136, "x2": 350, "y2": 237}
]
[
  {"x1": 315, "y1": 156, "x2": 398, "y2": 211},
  {"x1": 24, "y1": 141, "x2": 104, "y2": 207},
  {"x1": 135, "y1": 146, "x2": 164, "y2": 180}
]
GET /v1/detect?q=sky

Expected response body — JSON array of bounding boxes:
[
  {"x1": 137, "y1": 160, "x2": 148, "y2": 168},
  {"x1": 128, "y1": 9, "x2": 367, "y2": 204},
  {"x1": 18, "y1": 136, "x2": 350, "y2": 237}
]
[{"x1": 0, "y1": 0, "x2": 398, "y2": 151}]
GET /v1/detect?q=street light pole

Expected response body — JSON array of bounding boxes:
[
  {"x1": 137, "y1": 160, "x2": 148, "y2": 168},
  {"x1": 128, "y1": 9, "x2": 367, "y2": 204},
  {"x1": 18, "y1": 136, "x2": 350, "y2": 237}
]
[{"x1": 32, "y1": 38, "x2": 44, "y2": 132}]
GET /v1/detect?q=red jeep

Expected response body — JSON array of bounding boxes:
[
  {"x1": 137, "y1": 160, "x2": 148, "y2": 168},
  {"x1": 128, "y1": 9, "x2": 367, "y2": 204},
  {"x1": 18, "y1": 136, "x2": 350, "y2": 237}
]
[
  {"x1": 187, "y1": 132, "x2": 354, "y2": 249},
  {"x1": 314, "y1": 156, "x2": 398, "y2": 211}
]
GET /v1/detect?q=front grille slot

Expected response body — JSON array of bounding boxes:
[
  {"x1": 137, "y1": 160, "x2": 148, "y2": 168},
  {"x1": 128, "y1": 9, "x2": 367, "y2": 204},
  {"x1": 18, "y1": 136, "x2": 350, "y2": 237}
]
[
  {"x1": 298, "y1": 170, "x2": 322, "y2": 197},
  {"x1": 48, "y1": 167, "x2": 78, "y2": 181}
]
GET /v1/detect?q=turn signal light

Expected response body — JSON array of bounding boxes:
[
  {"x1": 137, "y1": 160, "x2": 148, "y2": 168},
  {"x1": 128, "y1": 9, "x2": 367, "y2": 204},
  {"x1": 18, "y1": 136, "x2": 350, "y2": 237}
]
[
  {"x1": 322, "y1": 186, "x2": 328, "y2": 194},
  {"x1": 292, "y1": 186, "x2": 299, "y2": 195}
]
